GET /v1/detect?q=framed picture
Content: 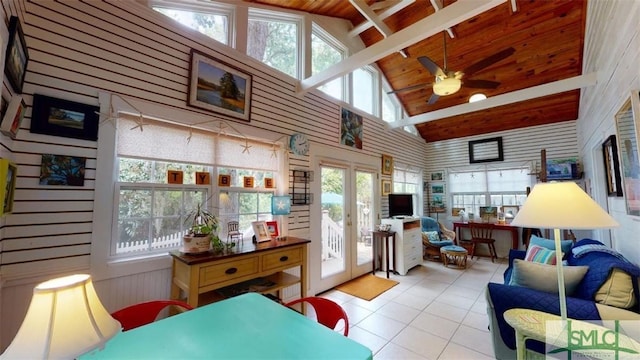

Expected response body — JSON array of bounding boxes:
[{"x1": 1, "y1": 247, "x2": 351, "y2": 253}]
[
  {"x1": 431, "y1": 184, "x2": 444, "y2": 194},
  {"x1": 271, "y1": 195, "x2": 291, "y2": 215},
  {"x1": 602, "y1": 134, "x2": 623, "y2": 197},
  {"x1": 502, "y1": 205, "x2": 519, "y2": 221},
  {"x1": 31, "y1": 94, "x2": 99, "y2": 141},
  {"x1": 0, "y1": 159, "x2": 17, "y2": 216},
  {"x1": 218, "y1": 174, "x2": 231, "y2": 187},
  {"x1": 451, "y1": 207, "x2": 465, "y2": 216},
  {"x1": 188, "y1": 50, "x2": 252, "y2": 121},
  {"x1": 0, "y1": 95, "x2": 26, "y2": 138},
  {"x1": 431, "y1": 171, "x2": 444, "y2": 181},
  {"x1": 381, "y1": 154, "x2": 393, "y2": 175},
  {"x1": 4, "y1": 16, "x2": 29, "y2": 94},
  {"x1": 39, "y1": 154, "x2": 86, "y2": 186},
  {"x1": 382, "y1": 179, "x2": 392, "y2": 196},
  {"x1": 615, "y1": 92, "x2": 640, "y2": 216},
  {"x1": 251, "y1": 221, "x2": 271, "y2": 243},
  {"x1": 469, "y1": 137, "x2": 504, "y2": 163},
  {"x1": 479, "y1": 206, "x2": 498, "y2": 221},
  {"x1": 340, "y1": 108, "x2": 363, "y2": 149},
  {"x1": 266, "y1": 220, "x2": 279, "y2": 237}
]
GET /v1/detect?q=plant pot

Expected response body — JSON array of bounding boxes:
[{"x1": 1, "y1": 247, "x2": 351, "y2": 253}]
[{"x1": 182, "y1": 234, "x2": 211, "y2": 254}]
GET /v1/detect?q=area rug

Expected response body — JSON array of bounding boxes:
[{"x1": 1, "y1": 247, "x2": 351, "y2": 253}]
[{"x1": 334, "y1": 274, "x2": 399, "y2": 301}]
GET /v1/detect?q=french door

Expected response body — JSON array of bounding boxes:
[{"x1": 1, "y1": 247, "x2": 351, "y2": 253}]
[{"x1": 311, "y1": 147, "x2": 378, "y2": 294}]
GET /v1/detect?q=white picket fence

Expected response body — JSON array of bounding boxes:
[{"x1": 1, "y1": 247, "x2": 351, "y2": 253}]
[{"x1": 116, "y1": 232, "x2": 184, "y2": 254}]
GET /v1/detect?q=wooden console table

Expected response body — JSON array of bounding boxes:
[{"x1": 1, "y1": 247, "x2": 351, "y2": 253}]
[
  {"x1": 169, "y1": 236, "x2": 310, "y2": 307},
  {"x1": 453, "y1": 221, "x2": 519, "y2": 250}
]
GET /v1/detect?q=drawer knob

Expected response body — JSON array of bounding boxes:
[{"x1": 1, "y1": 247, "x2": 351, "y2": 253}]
[
  {"x1": 279, "y1": 256, "x2": 289, "y2": 262},
  {"x1": 225, "y1": 267, "x2": 238, "y2": 274}
]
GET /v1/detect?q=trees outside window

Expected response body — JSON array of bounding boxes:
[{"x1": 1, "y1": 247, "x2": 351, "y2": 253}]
[
  {"x1": 247, "y1": 14, "x2": 299, "y2": 78},
  {"x1": 153, "y1": 7, "x2": 229, "y2": 44},
  {"x1": 312, "y1": 28, "x2": 345, "y2": 100}
]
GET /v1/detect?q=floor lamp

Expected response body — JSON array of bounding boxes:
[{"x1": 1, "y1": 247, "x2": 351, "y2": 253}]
[{"x1": 510, "y1": 182, "x2": 619, "y2": 320}]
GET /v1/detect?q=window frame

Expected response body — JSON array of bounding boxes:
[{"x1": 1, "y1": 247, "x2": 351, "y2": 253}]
[
  {"x1": 392, "y1": 165, "x2": 424, "y2": 217},
  {"x1": 311, "y1": 23, "x2": 347, "y2": 101}
]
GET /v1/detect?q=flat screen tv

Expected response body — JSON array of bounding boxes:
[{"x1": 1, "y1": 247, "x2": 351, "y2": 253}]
[{"x1": 389, "y1": 193, "x2": 413, "y2": 218}]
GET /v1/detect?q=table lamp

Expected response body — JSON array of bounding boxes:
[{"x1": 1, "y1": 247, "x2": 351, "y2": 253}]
[
  {"x1": 0, "y1": 274, "x2": 120, "y2": 359},
  {"x1": 511, "y1": 182, "x2": 619, "y2": 320}
]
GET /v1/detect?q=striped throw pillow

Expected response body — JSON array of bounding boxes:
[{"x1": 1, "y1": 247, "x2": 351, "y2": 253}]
[{"x1": 525, "y1": 244, "x2": 557, "y2": 265}]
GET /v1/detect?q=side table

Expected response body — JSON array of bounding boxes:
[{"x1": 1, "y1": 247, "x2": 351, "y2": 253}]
[{"x1": 372, "y1": 231, "x2": 396, "y2": 278}]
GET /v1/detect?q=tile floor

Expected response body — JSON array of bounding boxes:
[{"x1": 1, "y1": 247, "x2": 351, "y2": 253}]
[{"x1": 321, "y1": 257, "x2": 509, "y2": 359}]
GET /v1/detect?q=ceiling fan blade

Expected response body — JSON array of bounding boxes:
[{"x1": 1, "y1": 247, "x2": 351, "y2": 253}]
[
  {"x1": 418, "y1": 56, "x2": 444, "y2": 77},
  {"x1": 463, "y1": 79, "x2": 501, "y2": 89},
  {"x1": 387, "y1": 82, "x2": 432, "y2": 94},
  {"x1": 463, "y1": 47, "x2": 515, "y2": 77},
  {"x1": 427, "y1": 93, "x2": 440, "y2": 105}
]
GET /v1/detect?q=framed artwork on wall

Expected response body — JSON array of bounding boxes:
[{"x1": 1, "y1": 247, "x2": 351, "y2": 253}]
[
  {"x1": 30, "y1": 94, "x2": 99, "y2": 141},
  {"x1": 382, "y1": 179, "x2": 392, "y2": 196},
  {"x1": 468, "y1": 137, "x2": 504, "y2": 163},
  {"x1": 0, "y1": 159, "x2": 17, "y2": 216},
  {"x1": 340, "y1": 108, "x2": 363, "y2": 149},
  {"x1": 4, "y1": 16, "x2": 29, "y2": 94},
  {"x1": 39, "y1": 154, "x2": 86, "y2": 186},
  {"x1": 0, "y1": 95, "x2": 26, "y2": 138},
  {"x1": 381, "y1": 154, "x2": 393, "y2": 175},
  {"x1": 430, "y1": 171, "x2": 444, "y2": 181},
  {"x1": 602, "y1": 134, "x2": 623, "y2": 197},
  {"x1": 188, "y1": 50, "x2": 252, "y2": 122},
  {"x1": 615, "y1": 91, "x2": 640, "y2": 216}
]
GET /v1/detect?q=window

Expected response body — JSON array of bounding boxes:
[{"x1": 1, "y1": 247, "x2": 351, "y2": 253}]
[
  {"x1": 393, "y1": 165, "x2": 423, "y2": 216},
  {"x1": 152, "y1": 6, "x2": 231, "y2": 45},
  {"x1": 449, "y1": 166, "x2": 531, "y2": 216},
  {"x1": 247, "y1": 11, "x2": 300, "y2": 78},
  {"x1": 311, "y1": 26, "x2": 346, "y2": 100},
  {"x1": 112, "y1": 116, "x2": 281, "y2": 259},
  {"x1": 353, "y1": 67, "x2": 377, "y2": 115}
]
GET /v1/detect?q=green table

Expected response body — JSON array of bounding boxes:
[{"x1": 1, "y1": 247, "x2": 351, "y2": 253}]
[{"x1": 81, "y1": 293, "x2": 372, "y2": 359}]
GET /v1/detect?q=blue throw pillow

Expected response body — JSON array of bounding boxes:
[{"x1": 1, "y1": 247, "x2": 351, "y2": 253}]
[{"x1": 530, "y1": 235, "x2": 573, "y2": 255}]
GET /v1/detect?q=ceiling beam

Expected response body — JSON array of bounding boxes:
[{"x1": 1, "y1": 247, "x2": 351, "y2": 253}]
[
  {"x1": 298, "y1": 0, "x2": 506, "y2": 94},
  {"x1": 429, "y1": 0, "x2": 455, "y2": 38},
  {"x1": 348, "y1": 0, "x2": 415, "y2": 37},
  {"x1": 388, "y1": 72, "x2": 598, "y2": 128},
  {"x1": 349, "y1": 0, "x2": 393, "y2": 38}
]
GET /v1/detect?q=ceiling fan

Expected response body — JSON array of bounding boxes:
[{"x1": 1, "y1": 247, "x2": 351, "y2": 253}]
[{"x1": 388, "y1": 32, "x2": 515, "y2": 105}]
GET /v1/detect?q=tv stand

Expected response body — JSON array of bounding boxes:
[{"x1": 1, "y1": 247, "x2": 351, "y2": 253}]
[{"x1": 381, "y1": 218, "x2": 421, "y2": 275}]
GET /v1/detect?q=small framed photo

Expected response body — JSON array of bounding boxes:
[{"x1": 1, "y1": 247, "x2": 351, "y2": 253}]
[
  {"x1": 431, "y1": 171, "x2": 444, "y2": 181},
  {"x1": 382, "y1": 179, "x2": 392, "y2": 196},
  {"x1": 452, "y1": 207, "x2": 465, "y2": 216},
  {"x1": 0, "y1": 95, "x2": 26, "y2": 138},
  {"x1": 502, "y1": 205, "x2": 519, "y2": 220},
  {"x1": 31, "y1": 94, "x2": 99, "y2": 141},
  {"x1": 479, "y1": 206, "x2": 498, "y2": 221},
  {"x1": 39, "y1": 154, "x2": 86, "y2": 186},
  {"x1": 381, "y1": 154, "x2": 393, "y2": 175},
  {"x1": 188, "y1": 50, "x2": 252, "y2": 122},
  {"x1": 266, "y1": 220, "x2": 279, "y2": 237},
  {"x1": 4, "y1": 16, "x2": 29, "y2": 94},
  {"x1": 252, "y1": 221, "x2": 271, "y2": 243},
  {"x1": 431, "y1": 184, "x2": 445, "y2": 194},
  {"x1": 0, "y1": 159, "x2": 17, "y2": 216},
  {"x1": 218, "y1": 174, "x2": 231, "y2": 187}
]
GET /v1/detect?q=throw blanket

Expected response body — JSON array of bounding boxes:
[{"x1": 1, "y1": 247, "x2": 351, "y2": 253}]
[
  {"x1": 572, "y1": 244, "x2": 631, "y2": 262},
  {"x1": 567, "y1": 239, "x2": 640, "y2": 306}
]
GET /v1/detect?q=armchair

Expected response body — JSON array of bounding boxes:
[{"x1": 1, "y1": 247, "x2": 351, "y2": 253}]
[{"x1": 421, "y1": 216, "x2": 454, "y2": 261}]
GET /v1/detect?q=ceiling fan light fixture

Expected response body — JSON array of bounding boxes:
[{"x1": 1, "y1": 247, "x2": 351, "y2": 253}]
[
  {"x1": 469, "y1": 93, "x2": 487, "y2": 103},
  {"x1": 432, "y1": 77, "x2": 461, "y2": 96}
]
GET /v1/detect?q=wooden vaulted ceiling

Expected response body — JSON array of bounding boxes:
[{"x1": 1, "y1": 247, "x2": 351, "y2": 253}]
[{"x1": 243, "y1": 0, "x2": 587, "y2": 142}]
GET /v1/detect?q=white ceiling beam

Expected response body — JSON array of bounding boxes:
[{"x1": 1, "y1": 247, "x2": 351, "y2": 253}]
[
  {"x1": 370, "y1": 0, "x2": 401, "y2": 11},
  {"x1": 348, "y1": 0, "x2": 415, "y2": 37},
  {"x1": 429, "y1": 0, "x2": 455, "y2": 38},
  {"x1": 299, "y1": 0, "x2": 506, "y2": 94},
  {"x1": 388, "y1": 72, "x2": 598, "y2": 128},
  {"x1": 349, "y1": 0, "x2": 393, "y2": 38}
]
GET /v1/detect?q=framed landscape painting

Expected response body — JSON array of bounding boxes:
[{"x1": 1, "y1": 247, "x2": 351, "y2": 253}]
[
  {"x1": 188, "y1": 50, "x2": 252, "y2": 122},
  {"x1": 4, "y1": 16, "x2": 29, "y2": 94},
  {"x1": 30, "y1": 94, "x2": 99, "y2": 141}
]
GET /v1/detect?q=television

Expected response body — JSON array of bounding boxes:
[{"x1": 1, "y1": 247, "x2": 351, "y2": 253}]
[{"x1": 388, "y1": 193, "x2": 414, "y2": 218}]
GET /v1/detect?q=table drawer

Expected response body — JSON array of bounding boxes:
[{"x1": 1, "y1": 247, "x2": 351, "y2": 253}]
[
  {"x1": 199, "y1": 256, "x2": 259, "y2": 288},
  {"x1": 262, "y1": 247, "x2": 303, "y2": 272}
]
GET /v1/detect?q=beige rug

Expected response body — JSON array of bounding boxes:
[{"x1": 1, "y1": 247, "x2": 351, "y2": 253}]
[{"x1": 334, "y1": 274, "x2": 399, "y2": 301}]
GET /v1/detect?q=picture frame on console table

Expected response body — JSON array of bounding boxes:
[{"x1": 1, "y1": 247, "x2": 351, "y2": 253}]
[
  {"x1": 614, "y1": 91, "x2": 640, "y2": 216},
  {"x1": 252, "y1": 221, "x2": 271, "y2": 242}
]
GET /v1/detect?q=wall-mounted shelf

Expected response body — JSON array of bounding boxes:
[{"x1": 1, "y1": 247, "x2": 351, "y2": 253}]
[{"x1": 291, "y1": 170, "x2": 313, "y2": 205}]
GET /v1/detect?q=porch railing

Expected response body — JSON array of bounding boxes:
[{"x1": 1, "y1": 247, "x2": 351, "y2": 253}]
[{"x1": 321, "y1": 210, "x2": 344, "y2": 261}]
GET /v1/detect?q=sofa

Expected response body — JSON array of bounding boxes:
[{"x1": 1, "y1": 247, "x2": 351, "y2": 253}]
[{"x1": 486, "y1": 238, "x2": 640, "y2": 359}]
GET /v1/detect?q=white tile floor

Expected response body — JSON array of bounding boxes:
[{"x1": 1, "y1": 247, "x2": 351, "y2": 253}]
[{"x1": 320, "y1": 257, "x2": 509, "y2": 360}]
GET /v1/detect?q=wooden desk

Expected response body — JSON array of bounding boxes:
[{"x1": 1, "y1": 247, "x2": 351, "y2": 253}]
[
  {"x1": 169, "y1": 236, "x2": 310, "y2": 307},
  {"x1": 453, "y1": 221, "x2": 519, "y2": 250},
  {"x1": 81, "y1": 293, "x2": 373, "y2": 359},
  {"x1": 371, "y1": 231, "x2": 396, "y2": 278}
]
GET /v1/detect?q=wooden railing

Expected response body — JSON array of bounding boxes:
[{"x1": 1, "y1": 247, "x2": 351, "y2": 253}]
[{"x1": 321, "y1": 210, "x2": 343, "y2": 261}]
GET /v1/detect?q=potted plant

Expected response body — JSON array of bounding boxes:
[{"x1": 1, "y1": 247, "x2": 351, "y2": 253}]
[{"x1": 183, "y1": 202, "x2": 221, "y2": 254}]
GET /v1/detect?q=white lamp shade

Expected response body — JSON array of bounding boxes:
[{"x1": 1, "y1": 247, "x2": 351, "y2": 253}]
[
  {"x1": 511, "y1": 181, "x2": 619, "y2": 229},
  {"x1": 1, "y1": 274, "x2": 120, "y2": 359},
  {"x1": 433, "y1": 77, "x2": 461, "y2": 96}
]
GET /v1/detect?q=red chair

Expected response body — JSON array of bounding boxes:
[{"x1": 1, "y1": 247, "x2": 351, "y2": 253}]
[
  {"x1": 111, "y1": 300, "x2": 194, "y2": 331},
  {"x1": 285, "y1": 297, "x2": 349, "y2": 336}
]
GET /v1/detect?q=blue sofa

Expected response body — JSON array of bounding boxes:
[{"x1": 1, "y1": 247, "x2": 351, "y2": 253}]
[{"x1": 486, "y1": 239, "x2": 640, "y2": 359}]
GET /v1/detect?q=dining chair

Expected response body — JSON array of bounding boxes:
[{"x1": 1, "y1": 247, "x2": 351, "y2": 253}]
[
  {"x1": 227, "y1": 220, "x2": 243, "y2": 243},
  {"x1": 469, "y1": 222, "x2": 497, "y2": 262},
  {"x1": 111, "y1": 300, "x2": 194, "y2": 331},
  {"x1": 284, "y1": 297, "x2": 349, "y2": 336}
]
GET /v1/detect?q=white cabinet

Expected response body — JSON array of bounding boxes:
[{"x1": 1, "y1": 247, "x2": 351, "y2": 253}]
[{"x1": 381, "y1": 218, "x2": 422, "y2": 275}]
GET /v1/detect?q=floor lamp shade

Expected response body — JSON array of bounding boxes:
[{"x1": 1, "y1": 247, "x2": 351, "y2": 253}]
[{"x1": 1, "y1": 274, "x2": 120, "y2": 359}]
